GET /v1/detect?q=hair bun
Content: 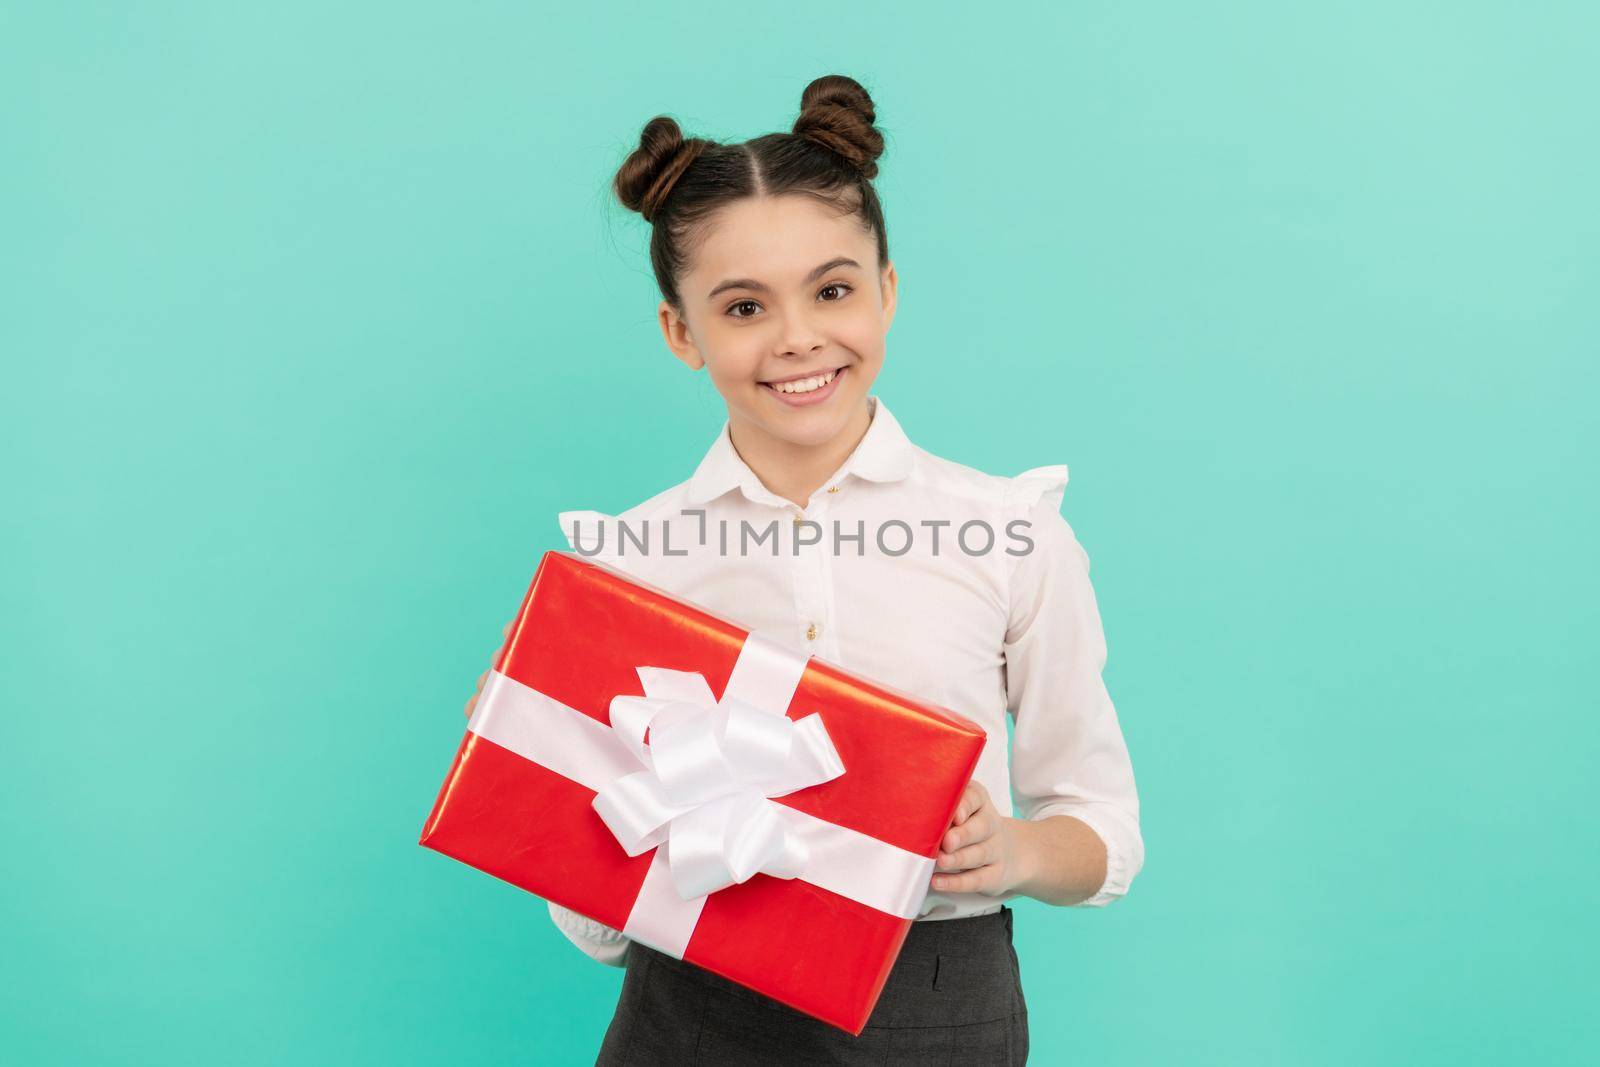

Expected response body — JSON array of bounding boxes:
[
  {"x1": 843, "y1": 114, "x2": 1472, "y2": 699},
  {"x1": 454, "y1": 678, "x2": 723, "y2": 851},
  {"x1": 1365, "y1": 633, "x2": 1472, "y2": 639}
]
[
  {"x1": 614, "y1": 116, "x2": 709, "y2": 224},
  {"x1": 792, "y1": 74, "x2": 884, "y2": 180}
]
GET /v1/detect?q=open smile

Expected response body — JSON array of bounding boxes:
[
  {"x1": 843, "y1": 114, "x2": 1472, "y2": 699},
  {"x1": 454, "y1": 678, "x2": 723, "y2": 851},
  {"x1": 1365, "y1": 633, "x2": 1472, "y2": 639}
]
[{"x1": 760, "y1": 365, "x2": 847, "y2": 407}]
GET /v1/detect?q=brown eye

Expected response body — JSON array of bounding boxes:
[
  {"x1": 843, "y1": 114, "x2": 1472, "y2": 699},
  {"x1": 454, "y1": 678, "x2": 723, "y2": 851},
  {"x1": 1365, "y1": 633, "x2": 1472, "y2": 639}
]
[
  {"x1": 727, "y1": 300, "x2": 761, "y2": 319},
  {"x1": 819, "y1": 283, "x2": 853, "y2": 301}
]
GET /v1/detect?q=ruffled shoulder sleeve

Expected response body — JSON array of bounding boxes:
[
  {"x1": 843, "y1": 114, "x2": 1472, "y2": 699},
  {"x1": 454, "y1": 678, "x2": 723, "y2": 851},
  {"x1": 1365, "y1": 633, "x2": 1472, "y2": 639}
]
[
  {"x1": 1004, "y1": 464, "x2": 1070, "y2": 517},
  {"x1": 1001, "y1": 462, "x2": 1088, "y2": 580}
]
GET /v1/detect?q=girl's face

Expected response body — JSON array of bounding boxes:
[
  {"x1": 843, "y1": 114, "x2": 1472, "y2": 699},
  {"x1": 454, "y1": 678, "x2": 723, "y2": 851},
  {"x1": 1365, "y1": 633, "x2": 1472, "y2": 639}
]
[{"x1": 659, "y1": 194, "x2": 897, "y2": 453}]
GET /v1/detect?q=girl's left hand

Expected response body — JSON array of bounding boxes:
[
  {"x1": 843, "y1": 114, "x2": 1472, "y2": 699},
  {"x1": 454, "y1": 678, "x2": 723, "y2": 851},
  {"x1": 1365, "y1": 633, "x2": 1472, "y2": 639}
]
[{"x1": 930, "y1": 779, "x2": 1026, "y2": 896}]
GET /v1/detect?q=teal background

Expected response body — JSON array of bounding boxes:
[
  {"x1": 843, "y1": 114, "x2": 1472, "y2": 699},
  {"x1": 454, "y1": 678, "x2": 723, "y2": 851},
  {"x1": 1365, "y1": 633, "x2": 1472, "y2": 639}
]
[{"x1": 4, "y1": 2, "x2": 1595, "y2": 1064}]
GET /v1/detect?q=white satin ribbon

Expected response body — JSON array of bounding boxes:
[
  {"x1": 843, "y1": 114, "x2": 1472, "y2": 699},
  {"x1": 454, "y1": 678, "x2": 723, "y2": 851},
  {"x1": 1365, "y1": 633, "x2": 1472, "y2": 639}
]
[
  {"x1": 467, "y1": 630, "x2": 936, "y2": 959},
  {"x1": 593, "y1": 645, "x2": 847, "y2": 899}
]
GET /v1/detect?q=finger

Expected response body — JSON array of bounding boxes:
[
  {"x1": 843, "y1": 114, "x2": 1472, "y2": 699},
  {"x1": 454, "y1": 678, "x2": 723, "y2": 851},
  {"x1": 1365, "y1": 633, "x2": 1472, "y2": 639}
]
[
  {"x1": 951, "y1": 782, "x2": 983, "y2": 826},
  {"x1": 931, "y1": 864, "x2": 999, "y2": 894},
  {"x1": 970, "y1": 804, "x2": 1000, "y2": 843},
  {"x1": 942, "y1": 818, "x2": 975, "y2": 854},
  {"x1": 465, "y1": 669, "x2": 489, "y2": 719},
  {"x1": 943, "y1": 796, "x2": 993, "y2": 852},
  {"x1": 489, "y1": 622, "x2": 512, "y2": 671},
  {"x1": 935, "y1": 838, "x2": 997, "y2": 873}
]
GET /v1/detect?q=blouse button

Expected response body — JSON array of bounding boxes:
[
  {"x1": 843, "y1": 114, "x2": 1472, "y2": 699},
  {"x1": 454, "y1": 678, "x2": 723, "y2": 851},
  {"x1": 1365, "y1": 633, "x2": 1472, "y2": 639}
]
[
  {"x1": 827, "y1": 485, "x2": 839, "y2": 493},
  {"x1": 793, "y1": 511, "x2": 805, "y2": 527},
  {"x1": 805, "y1": 622, "x2": 819, "y2": 642}
]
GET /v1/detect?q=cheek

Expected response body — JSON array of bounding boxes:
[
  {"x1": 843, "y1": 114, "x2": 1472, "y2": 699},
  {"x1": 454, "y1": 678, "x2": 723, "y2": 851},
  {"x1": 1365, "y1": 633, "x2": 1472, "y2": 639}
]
[
  {"x1": 702, "y1": 340, "x2": 766, "y2": 385},
  {"x1": 839, "y1": 312, "x2": 887, "y2": 359},
  {"x1": 843, "y1": 293, "x2": 887, "y2": 330}
]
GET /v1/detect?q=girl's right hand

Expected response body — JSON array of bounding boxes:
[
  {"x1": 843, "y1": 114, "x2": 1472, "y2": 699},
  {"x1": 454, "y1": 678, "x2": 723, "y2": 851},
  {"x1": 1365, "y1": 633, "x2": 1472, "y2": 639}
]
[{"x1": 463, "y1": 621, "x2": 513, "y2": 719}]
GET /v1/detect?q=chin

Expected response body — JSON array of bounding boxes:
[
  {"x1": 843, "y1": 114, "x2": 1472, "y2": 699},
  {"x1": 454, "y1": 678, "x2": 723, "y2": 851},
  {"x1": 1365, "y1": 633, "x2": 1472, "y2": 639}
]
[{"x1": 796, "y1": 413, "x2": 865, "y2": 446}]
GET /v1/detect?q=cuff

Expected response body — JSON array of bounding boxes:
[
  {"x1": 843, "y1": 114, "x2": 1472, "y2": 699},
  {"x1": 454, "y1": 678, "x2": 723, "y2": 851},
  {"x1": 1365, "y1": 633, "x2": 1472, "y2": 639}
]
[
  {"x1": 1031, "y1": 803, "x2": 1143, "y2": 908},
  {"x1": 547, "y1": 901, "x2": 631, "y2": 968}
]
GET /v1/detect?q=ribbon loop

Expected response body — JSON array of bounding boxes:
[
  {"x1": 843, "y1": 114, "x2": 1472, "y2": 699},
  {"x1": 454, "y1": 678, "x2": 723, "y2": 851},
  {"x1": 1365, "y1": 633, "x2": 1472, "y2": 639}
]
[{"x1": 590, "y1": 635, "x2": 845, "y2": 903}]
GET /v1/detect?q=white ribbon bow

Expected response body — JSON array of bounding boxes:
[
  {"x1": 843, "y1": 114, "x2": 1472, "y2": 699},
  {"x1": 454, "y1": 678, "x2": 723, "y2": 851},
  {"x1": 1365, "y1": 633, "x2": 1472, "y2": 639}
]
[
  {"x1": 591, "y1": 662, "x2": 845, "y2": 901},
  {"x1": 464, "y1": 625, "x2": 938, "y2": 961},
  {"x1": 592, "y1": 668, "x2": 844, "y2": 902}
]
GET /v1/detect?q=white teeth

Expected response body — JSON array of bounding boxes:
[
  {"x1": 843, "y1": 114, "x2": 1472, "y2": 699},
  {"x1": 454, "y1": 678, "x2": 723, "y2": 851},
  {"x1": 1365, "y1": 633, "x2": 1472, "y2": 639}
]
[{"x1": 770, "y1": 368, "x2": 838, "y2": 394}]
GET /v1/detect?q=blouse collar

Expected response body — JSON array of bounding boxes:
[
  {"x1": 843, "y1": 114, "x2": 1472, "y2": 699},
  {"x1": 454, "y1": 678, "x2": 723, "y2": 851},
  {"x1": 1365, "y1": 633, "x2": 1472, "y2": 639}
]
[{"x1": 684, "y1": 394, "x2": 916, "y2": 505}]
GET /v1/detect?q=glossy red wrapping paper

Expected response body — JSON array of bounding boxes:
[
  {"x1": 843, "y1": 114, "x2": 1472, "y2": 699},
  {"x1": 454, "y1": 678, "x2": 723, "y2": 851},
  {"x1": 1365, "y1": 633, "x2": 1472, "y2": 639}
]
[{"x1": 419, "y1": 550, "x2": 987, "y2": 1035}]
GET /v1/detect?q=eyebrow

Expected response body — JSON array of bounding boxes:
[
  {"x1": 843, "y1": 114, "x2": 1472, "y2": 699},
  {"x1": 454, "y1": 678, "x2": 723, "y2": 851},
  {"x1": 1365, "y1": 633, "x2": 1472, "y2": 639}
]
[{"x1": 706, "y1": 256, "x2": 862, "y2": 301}]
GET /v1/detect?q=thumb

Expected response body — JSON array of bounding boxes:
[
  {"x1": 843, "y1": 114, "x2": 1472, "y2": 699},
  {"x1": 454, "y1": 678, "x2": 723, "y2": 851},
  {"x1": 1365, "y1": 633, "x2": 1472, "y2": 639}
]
[{"x1": 464, "y1": 668, "x2": 489, "y2": 719}]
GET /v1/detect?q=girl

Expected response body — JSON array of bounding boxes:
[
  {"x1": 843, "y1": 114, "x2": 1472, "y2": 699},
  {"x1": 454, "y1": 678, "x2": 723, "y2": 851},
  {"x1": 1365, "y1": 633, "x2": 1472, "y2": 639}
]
[{"x1": 467, "y1": 74, "x2": 1143, "y2": 1065}]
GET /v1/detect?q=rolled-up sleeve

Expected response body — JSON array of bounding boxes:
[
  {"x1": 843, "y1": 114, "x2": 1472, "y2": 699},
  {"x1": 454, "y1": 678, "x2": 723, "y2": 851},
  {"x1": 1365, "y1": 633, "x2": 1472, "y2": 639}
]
[{"x1": 1002, "y1": 466, "x2": 1144, "y2": 907}]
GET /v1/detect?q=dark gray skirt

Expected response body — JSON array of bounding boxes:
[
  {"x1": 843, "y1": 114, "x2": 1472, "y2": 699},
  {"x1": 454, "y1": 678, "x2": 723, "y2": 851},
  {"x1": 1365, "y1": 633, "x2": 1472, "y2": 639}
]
[{"x1": 595, "y1": 906, "x2": 1028, "y2": 1065}]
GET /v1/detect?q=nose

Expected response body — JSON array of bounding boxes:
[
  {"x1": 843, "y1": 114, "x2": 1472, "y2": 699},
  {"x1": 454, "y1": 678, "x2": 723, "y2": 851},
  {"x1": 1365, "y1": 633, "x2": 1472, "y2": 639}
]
[{"x1": 774, "y1": 307, "x2": 828, "y2": 360}]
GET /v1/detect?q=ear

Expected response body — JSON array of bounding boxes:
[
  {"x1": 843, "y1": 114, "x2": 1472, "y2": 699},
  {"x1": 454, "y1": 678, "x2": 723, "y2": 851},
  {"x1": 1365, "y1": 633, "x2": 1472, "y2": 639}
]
[
  {"x1": 659, "y1": 300, "x2": 705, "y2": 370},
  {"x1": 880, "y1": 260, "x2": 898, "y2": 333}
]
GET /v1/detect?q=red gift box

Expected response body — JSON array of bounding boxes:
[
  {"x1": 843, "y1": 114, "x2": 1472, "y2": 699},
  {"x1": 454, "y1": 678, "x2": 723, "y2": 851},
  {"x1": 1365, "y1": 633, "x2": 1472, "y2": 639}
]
[{"x1": 419, "y1": 550, "x2": 986, "y2": 1035}]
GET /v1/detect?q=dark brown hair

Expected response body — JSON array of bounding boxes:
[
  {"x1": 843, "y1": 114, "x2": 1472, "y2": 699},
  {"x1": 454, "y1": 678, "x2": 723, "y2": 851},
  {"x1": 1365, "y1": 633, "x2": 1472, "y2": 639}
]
[{"x1": 613, "y1": 74, "x2": 889, "y2": 312}]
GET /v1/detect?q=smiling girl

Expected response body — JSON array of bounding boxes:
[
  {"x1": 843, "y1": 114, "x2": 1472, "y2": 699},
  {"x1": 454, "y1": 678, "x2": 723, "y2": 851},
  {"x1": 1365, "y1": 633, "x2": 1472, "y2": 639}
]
[{"x1": 467, "y1": 73, "x2": 1143, "y2": 1064}]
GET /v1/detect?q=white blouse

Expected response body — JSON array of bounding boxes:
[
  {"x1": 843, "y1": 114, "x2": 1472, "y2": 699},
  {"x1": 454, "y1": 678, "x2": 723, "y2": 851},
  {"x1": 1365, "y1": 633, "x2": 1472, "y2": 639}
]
[{"x1": 546, "y1": 394, "x2": 1143, "y2": 967}]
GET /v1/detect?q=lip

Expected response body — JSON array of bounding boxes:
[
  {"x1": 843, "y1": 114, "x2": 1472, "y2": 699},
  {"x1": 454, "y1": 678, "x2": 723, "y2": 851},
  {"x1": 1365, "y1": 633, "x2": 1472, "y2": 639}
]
[
  {"x1": 761, "y1": 365, "x2": 847, "y2": 407},
  {"x1": 760, "y1": 364, "x2": 847, "y2": 385}
]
